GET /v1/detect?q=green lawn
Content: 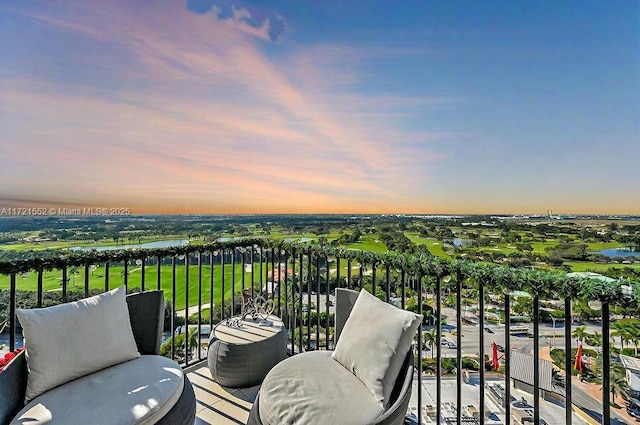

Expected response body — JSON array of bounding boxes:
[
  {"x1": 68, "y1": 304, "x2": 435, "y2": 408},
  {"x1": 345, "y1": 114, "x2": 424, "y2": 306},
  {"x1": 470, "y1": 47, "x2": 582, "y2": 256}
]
[
  {"x1": 405, "y1": 233, "x2": 450, "y2": 258},
  {"x1": 344, "y1": 235, "x2": 388, "y2": 254},
  {"x1": 0, "y1": 263, "x2": 271, "y2": 311},
  {"x1": 564, "y1": 261, "x2": 640, "y2": 272}
]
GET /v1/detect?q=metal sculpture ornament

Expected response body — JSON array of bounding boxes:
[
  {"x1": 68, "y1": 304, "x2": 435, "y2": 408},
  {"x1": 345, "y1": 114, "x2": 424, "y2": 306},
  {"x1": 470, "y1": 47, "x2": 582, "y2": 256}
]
[{"x1": 226, "y1": 290, "x2": 275, "y2": 327}]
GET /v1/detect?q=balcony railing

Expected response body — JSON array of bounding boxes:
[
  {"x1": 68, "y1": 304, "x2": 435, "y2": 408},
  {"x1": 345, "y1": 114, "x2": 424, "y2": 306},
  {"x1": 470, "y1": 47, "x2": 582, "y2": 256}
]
[{"x1": 1, "y1": 239, "x2": 638, "y2": 425}]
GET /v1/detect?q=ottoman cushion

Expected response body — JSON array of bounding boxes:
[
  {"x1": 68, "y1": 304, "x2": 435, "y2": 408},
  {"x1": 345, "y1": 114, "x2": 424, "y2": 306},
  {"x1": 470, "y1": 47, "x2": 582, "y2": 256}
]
[
  {"x1": 10, "y1": 355, "x2": 184, "y2": 425},
  {"x1": 258, "y1": 351, "x2": 384, "y2": 425}
]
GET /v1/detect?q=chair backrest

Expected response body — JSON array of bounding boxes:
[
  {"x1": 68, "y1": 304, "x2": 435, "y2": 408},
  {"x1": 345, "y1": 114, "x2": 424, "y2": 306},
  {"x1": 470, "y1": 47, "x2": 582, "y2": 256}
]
[
  {"x1": 334, "y1": 288, "x2": 359, "y2": 344},
  {"x1": 126, "y1": 290, "x2": 165, "y2": 355},
  {"x1": 0, "y1": 290, "x2": 165, "y2": 423},
  {"x1": 334, "y1": 288, "x2": 416, "y2": 424}
]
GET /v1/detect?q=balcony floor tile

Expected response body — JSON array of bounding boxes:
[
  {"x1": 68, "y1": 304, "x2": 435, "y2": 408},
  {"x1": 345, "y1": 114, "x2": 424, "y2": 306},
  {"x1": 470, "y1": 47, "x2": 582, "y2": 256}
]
[{"x1": 187, "y1": 365, "x2": 257, "y2": 425}]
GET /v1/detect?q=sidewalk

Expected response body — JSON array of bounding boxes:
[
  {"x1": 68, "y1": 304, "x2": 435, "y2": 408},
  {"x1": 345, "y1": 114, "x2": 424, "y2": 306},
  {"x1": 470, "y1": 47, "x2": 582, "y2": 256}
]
[{"x1": 540, "y1": 347, "x2": 635, "y2": 424}]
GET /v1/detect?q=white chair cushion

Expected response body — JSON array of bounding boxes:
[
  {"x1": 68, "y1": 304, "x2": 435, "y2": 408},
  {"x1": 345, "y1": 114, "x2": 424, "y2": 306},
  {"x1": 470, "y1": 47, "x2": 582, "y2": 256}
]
[
  {"x1": 259, "y1": 351, "x2": 384, "y2": 425},
  {"x1": 10, "y1": 355, "x2": 184, "y2": 425},
  {"x1": 332, "y1": 288, "x2": 421, "y2": 407},
  {"x1": 16, "y1": 286, "x2": 140, "y2": 402}
]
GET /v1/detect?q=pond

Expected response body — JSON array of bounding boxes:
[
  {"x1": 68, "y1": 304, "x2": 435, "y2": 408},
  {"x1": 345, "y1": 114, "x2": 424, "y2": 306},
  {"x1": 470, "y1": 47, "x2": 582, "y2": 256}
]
[
  {"x1": 71, "y1": 239, "x2": 189, "y2": 251},
  {"x1": 452, "y1": 238, "x2": 471, "y2": 248},
  {"x1": 596, "y1": 247, "x2": 640, "y2": 258}
]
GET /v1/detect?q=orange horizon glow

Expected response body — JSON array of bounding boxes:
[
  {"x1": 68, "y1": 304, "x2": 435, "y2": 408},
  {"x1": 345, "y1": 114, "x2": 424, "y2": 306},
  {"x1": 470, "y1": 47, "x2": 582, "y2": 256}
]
[{"x1": 1, "y1": 1, "x2": 638, "y2": 216}]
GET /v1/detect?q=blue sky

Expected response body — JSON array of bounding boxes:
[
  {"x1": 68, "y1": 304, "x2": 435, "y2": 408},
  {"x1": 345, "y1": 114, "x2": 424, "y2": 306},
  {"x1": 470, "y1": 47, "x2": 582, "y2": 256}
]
[{"x1": 0, "y1": 1, "x2": 638, "y2": 214}]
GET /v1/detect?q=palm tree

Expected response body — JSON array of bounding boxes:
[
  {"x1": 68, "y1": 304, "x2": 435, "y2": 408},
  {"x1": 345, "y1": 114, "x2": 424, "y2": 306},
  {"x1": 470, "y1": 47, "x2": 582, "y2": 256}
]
[
  {"x1": 422, "y1": 328, "x2": 437, "y2": 358},
  {"x1": 611, "y1": 322, "x2": 631, "y2": 352},
  {"x1": 572, "y1": 326, "x2": 589, "y2": 346},
  {"x1": 587, "y1": 331, "x2": 602, "y2": 354},
  {"x1": 609, "y1": 363, "x2": 630, "y2": 406},
  {"x1": 629, "y1": 326, "x2": 640, "y2": 357},
  {"x1": 187, "y1": 327, "x2": 199, "y2": 358}
]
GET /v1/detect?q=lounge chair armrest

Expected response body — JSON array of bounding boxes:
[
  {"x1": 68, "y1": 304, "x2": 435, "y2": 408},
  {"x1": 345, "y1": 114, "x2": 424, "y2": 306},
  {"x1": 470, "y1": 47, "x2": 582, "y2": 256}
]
[{"x1": 0, "y1": 350, "x2": 28, "y2": 424}]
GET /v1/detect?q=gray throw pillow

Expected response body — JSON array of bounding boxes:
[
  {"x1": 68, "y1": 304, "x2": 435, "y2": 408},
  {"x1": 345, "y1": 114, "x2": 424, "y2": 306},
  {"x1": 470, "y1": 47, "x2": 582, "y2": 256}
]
[
  {"x1": 17, "y1": 286, "x2": 140, "y2": 402},
  {"x1": 332, "y1": 288, "x2": 421, "y2": 407}
]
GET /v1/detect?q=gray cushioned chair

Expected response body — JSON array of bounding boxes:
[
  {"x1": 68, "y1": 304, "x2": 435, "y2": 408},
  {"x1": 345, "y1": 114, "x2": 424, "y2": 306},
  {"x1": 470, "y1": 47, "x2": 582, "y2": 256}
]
[
  {"x1": 0, "y1": 290, "x2": 196, "y2": 425},
  {"x1": 246, "y1": 288, "x2": 415, "y2": 425}
]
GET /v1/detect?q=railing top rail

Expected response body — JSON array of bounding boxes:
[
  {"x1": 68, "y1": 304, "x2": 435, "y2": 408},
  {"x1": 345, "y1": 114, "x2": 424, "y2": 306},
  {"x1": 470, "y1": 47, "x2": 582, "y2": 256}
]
[{"x1": 1, "y1": 240, "x2": 638, "y2": 304}]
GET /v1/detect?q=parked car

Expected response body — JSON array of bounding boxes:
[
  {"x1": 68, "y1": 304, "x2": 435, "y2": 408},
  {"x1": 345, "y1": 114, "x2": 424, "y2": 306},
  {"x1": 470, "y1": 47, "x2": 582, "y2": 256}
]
[
  {"x1": 447, "y1": 342, "x2": 457, "y2": 349},
  {"x1": 484, "y1": 327, "x2": 494, "y2": 333}
]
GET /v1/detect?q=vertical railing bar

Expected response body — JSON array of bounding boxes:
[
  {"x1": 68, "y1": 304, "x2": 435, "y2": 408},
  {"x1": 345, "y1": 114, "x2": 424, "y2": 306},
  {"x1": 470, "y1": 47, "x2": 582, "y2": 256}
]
[
  {"x1": 347, "y1": 258, "x2": 352, "y2": 289},
  {"x1": 401, "y1": 269, "x2": 406, "y2": 310},
  {"x1": 372, "y1": 261, "x2": 377, "y2": 297},
  {"x1": 221, "y1": 249, "x2": 226, "y2": 322},
  {"x1": 359, "y1": 263, "x2": 364, "y2": 290},
  {"x1": 141, "y1": 258, "x2": 146, "y2": 292},
  {"x1": 315, "y1": 256, "x2": 320, "y2": 350},
  {"x1": 104, "y1": 262, "x2": 110, "y2": 292},
  {"x1": 456, "y1": 273, "x2": 463, "y2": 425},
  {"x1": 157, "y1": 255, "x2": 162, "y2": 291},
  {"x1": 533, "y1": 296, "x2": 540, "y2": 425},
  {"x1": 602, "y1": 301, "x2": 610, "y2": 425},
  {"x1": 197, "y1": 251, "x2": 203, "y2": 362},
  {"x1": 123, "y1": 261, "x2": 128, "y2": 290},
  {"x1": 436, "y1": 276, "x2": 442, "y2": 425},
  {"x1": 9, "y1": 273, "x2": 16, "y2": 351},
  {"x1": 479, "y1": 279, "x2": 485, "y2": 425},
  {"x1": 298, "y1": 252, "x2": 304, "y2": 353},
  {"x1": 325, "y1": 255, "x2": 330, "y2": 349},
  {"x1": 271, "y1": 250, "x2": 276, "y2": 304},
  {"x1": 287, "y1": 251, "x2": 293, "y2": 352},
  {"x1": 240, "y1": 249, "x2": 246, "y2": 299},
  {"x1": 84, "y1": 264, "x2": 90, "y2": 297},
  {"x1": 37, "y1": 269, "x2": 43, "y2": 308},
  {"x1": 336, "y1": 258, "x2": 341, "y2": 290},
  {"x1": 232, "y1": 248, "x2": 236, "y2": 317},
  {"x1": 565, "y1": 297, "x2": 572, "y2": 425},
  {"x1": 277, "y1": 250, "x2": 282, "y2": 317},
  {"x1": 62, "y1": 267, "x2": 68, "y2": 303},
  {"x1": 259, "y1": 248, "x2": 264, "y2": 298},
  {"x1": 504, "y1": 294, "x2": 511, "y2": 422},
  {"x1": 251, "y1": 247, "x2": 255, "y2": 298},
  {"x1": 171, "y1": 256, "x2": 176, "y2": 360},
  {"x1": 417, "y1": 274, "x2": 423, "y2": 425},
  {"x1": 210, "y1": 252, "x2": 214, "y2": 331},
  {"x1": 184, "y1": 254, "x2": 190, "y2": 367},
  {"x1": 283, "y1": 252, "x2": 289, "y2": 348},
  {"x1": 385, "y1": 265, "x2": 391, "y2": 303},
  {"x1": 307, "y1": 253, "x2": 311, "y2": 351}
]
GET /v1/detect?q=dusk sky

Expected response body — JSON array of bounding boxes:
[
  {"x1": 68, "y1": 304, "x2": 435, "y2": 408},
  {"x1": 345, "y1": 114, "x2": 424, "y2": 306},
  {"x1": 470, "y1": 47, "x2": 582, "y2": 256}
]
[{"x1": 1, "y1": 1, "x2": 638, "y2": 215}]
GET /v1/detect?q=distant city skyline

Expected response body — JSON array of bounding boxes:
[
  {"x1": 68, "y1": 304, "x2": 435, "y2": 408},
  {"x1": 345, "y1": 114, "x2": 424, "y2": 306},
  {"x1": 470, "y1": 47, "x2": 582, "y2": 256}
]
[{"x1": 1, "y1": 1, "x2": 638, "y2": 215}]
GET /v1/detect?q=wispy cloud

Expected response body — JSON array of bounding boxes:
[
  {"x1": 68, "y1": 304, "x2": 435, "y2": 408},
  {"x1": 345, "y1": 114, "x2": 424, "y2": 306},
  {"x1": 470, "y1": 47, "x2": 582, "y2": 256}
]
[{"x1": 0, "y1": 0, "x2": 452, "y2": 213}]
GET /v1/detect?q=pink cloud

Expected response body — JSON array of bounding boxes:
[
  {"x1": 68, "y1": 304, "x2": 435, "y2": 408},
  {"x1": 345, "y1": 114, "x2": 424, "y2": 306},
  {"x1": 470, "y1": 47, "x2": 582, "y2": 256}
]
[{"x1": 0, "y1": 0, "x2": 449, "y2": 213}]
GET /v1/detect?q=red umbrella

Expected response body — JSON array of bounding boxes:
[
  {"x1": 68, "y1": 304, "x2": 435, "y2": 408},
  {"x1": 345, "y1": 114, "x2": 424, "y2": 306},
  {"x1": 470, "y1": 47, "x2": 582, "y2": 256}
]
[
  {"x1": 574, "y1": 344, "x2": 583, "y2": 372},
  {"x1": 492, "y1": 342, "x2": 500, "y2": 370}
]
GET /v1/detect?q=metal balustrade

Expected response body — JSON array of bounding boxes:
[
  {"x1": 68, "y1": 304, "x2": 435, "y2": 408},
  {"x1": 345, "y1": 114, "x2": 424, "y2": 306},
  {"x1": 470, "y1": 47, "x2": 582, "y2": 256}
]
[{"x1": 0, "y1": 241, "x2": 634, "y2": 425}]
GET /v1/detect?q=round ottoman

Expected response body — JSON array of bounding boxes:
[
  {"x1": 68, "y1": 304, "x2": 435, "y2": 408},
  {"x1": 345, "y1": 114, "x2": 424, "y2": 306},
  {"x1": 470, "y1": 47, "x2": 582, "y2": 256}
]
[{"x1": 207, "y1": 315, "x2": 287, "y2": 388}]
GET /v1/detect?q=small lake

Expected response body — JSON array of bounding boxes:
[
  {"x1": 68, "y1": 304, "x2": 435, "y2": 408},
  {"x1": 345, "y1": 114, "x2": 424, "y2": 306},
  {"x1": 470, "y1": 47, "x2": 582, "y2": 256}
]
[
  {"x1": 452, "y1": 238, "x2": 471, "y2": 248},
  {"x1": 71, "y1": 239, "x2": 189, "y2": 251},
  {"x1": 283, "y1": 237, "x2": 313, "y2": 243},
  {"x1": 597, "y1": 248, "x2": 640, "y2": 258}
]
